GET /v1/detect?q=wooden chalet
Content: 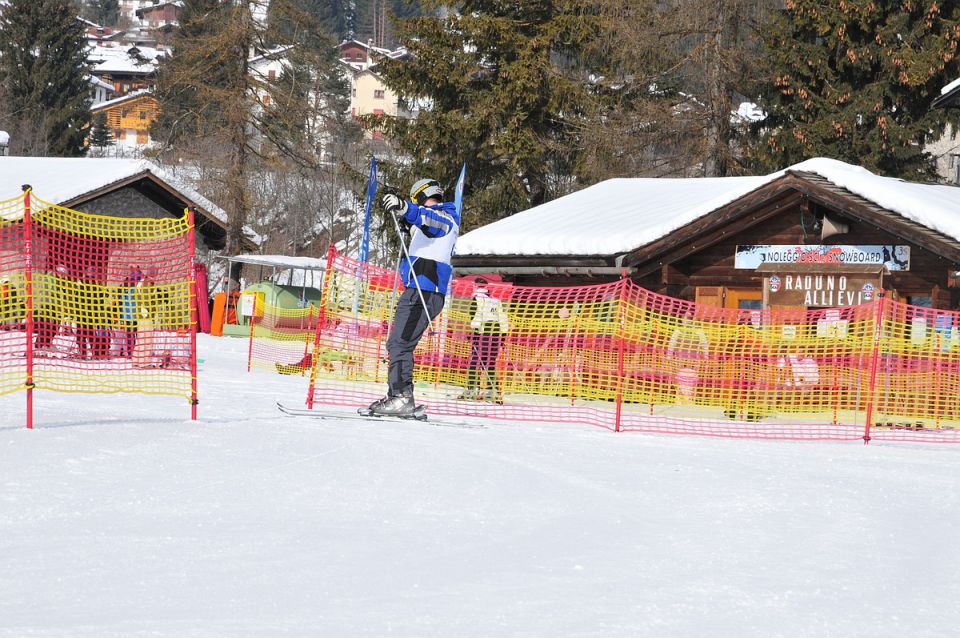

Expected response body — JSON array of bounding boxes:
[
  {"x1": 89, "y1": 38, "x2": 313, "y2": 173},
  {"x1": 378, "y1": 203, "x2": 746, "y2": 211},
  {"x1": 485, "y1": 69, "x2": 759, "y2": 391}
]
[
  {"x1": 90, "y1": 90, "x2": 158, "y2": 146},
  {"x1": 454, "y1": 159, "x2": 960, "y2": 311}
]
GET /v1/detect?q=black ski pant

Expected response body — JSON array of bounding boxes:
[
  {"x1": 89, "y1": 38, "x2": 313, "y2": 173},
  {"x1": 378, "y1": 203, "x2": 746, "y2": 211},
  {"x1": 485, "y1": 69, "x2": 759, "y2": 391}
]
[{"x1": 387, "y1": 287, "x2": 445, "y2": 396}]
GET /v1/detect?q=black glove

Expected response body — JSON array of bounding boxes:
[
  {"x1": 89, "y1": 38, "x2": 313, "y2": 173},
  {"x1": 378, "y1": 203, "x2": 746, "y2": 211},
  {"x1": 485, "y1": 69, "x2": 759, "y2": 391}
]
[{"x1": 381, "y1": 193, "x2": 407, "y2": 216}]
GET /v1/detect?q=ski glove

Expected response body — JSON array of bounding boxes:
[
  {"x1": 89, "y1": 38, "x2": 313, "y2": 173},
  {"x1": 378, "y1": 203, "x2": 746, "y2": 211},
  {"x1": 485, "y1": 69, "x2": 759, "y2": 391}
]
[{"x1": 381, "y1": 193, "x2": 407, "y2": 216}]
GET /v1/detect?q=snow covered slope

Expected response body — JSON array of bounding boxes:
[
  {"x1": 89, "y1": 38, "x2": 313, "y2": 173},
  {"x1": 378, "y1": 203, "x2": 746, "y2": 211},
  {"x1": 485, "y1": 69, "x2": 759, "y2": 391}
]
[{"x1": 1, "y1": 335, "x2": 958, "y2": 636}]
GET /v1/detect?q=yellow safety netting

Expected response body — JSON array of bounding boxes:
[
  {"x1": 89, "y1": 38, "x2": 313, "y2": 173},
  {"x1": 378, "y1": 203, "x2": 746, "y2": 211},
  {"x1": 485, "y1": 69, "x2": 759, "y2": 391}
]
[{"x1": 273, "y1": 247, "x2": 960, "y2": 443}]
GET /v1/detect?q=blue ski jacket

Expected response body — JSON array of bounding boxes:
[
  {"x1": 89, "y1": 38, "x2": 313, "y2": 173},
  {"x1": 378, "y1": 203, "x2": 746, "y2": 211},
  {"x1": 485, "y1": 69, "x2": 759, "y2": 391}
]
[{"x1": 398, "y1": 200, "x2": 460, "y2": 294}]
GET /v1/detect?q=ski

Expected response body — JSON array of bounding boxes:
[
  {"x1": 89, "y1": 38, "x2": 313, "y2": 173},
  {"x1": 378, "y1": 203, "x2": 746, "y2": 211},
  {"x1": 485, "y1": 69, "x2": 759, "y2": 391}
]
[{"x1": 276, "y1": 402, "x2": 486, "y2": 429}]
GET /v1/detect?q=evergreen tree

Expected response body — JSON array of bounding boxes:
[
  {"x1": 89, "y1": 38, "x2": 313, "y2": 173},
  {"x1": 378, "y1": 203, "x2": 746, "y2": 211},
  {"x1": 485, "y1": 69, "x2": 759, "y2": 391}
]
[
  {"x1": 83, "y1": 0, "x2": 120, "y2": 27},
  {"x1": 0, "y1": 0, "x2": 91, "y2": 156},
  {"x1": 749, "y1": 0, "x2": 960, "y2": 178},
  {"x1": 372, "y1": 1, "x2": 604, "y2": 228},
  {"x1": 88, "y1": 112, "x2": 114, "y2": 150}
]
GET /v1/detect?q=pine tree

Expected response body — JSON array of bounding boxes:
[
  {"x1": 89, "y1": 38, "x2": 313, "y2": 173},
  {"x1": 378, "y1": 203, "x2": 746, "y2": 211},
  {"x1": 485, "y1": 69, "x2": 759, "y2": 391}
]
[
  {"x1": 0, "y1": 0, "x2": 92, "y2": 156},
  {"x1": 83, "y1": 0, "x2": 120, "y2": 27},
  {"x1": 88, "y1": 112, "x2": 114, "y2": 150},
  {"x1": 749, "y1": 0, "x2": 960, "y2": 178},
  {"x1": 372, "y1": 1, "x2": 604, "y2": 228}
]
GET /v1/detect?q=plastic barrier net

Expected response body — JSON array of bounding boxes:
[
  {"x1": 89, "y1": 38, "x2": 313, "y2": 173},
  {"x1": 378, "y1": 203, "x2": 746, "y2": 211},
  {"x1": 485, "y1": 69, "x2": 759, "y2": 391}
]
[
  {"x1": 0, "y1": 193, "x2": 196, "y2": 417},
  {"x1": 257, "y1": 247, "x2": 959, "y2": 443},
  {"x1": 248, "y1": 302, "x2": 320, "y2": 375}
]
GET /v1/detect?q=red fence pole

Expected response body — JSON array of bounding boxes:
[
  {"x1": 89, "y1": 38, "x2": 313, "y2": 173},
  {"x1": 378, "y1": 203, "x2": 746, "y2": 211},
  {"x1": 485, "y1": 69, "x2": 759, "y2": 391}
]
[
  {"x1": 306, "y1": 244, "x2": 336, "y2": 409},
  {"x1": 187, "y1": 207, "x2": 199, "y2": 421},
  {"x1": 22, "y1": 187, "x2": 34, "y2": 429},
  {"x1": 862, "y1": 294, "x2": 886, "y2": 444},
  {"x1": 613, "y1": 276, "x2": 628, "y2": 433}
]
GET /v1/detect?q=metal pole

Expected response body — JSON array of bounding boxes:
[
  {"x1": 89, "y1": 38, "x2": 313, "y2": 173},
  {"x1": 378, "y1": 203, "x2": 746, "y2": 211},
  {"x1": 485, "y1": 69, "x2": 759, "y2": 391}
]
[
  {"x1": 23, "y1": 187, "x2": 34, "y2": 429},
  {"x1": 188, "y1": 208, "x2": 199, "y2": 421}
]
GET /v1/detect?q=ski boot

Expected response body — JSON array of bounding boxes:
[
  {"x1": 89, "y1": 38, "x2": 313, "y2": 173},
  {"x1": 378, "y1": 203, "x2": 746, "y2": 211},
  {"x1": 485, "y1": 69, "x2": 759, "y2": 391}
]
[{"x1": 361, "y1": 388, "x2": 426, "y2": 420}]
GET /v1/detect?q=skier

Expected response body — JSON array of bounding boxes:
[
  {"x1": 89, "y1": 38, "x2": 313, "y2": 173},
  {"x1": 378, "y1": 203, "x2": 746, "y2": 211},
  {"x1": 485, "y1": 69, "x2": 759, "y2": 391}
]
[
  {"x1": 459, "y1": 277, "x2": 510, "y2": 402},
  {"x1": 366, "y1": 178, "x2": 460, "y2": 417}
]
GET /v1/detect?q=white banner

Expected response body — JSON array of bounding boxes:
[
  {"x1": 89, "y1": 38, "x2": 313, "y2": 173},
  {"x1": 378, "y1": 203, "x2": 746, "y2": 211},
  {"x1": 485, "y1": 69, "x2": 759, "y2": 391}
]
[{"x1": 735, "y1": 244, "x2": 910, "y2": 270}]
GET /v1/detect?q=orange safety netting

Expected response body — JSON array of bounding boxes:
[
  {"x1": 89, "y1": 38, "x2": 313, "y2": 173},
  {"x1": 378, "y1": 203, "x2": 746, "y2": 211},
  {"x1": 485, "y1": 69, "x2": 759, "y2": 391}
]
[
  {"x1": 249, "y1": 247, "x2": 959, "y2": 443},
  {"x1": 0, "y1": 192, "x2": 198, "y2": 427}
]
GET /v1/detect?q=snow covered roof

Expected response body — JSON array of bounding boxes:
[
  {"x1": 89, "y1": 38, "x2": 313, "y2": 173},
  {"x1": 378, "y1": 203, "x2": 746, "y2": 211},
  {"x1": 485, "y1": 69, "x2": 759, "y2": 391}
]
[
  {"x1": 87, "y1": 45, "x2": 163, "y2": 74},
  {"x1": 90, "y1": 89, "x2": 152, "y2": 112},
  {"x1": 456, "y1": 158, "x2": 960, "y2": 258},
  {"x1": 87, "y1": 75, "x2": 116, "y2": 93},
  {"x1": 226, "y1": 254, "x2": 326, "y2": 271},
  {"x1": 0, "y1": 157, "x2": 227, "y2": 226},
  {"x1": 934, "y1": 77, "x2": 960, "y2": 108}
]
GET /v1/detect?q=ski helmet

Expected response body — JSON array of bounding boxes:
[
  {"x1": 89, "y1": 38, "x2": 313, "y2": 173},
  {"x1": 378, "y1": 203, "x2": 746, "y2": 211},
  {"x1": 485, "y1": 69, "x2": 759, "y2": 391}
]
[{"x1": 409, "y1": 178, "x2": 444, "y2": 205}]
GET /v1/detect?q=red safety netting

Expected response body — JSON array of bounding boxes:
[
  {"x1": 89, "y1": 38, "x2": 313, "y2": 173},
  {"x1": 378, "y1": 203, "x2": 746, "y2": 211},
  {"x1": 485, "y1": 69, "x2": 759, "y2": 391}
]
[{"x1": 250, "y1": 246, "x2": 960, "y2": 443}]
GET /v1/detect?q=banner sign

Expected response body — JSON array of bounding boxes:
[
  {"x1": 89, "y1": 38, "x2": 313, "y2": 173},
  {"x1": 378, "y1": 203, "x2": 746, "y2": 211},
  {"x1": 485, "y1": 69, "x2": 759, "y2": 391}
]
[
  {"x1": 765, "y1": 273, "x2": 882, "y2": 307},
  {"x1": 736, "y1": 245, "x2": 910, "y2": 270}
]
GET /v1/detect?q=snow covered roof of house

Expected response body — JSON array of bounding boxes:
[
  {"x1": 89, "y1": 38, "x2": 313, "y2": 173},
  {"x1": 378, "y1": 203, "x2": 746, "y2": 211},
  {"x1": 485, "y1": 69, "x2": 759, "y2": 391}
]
[
  {"x1": 456, "y1": 158, "x2": 960, "y2": 258},
  {"x1": 87, "y1": 45, "x2": 163, "y2": 75},
  {"x1": 227, "y1": 254, "x2": 326, "y2": 271},
  {"x1": 0, "y1": 157, "x2": 227, "y2": 227},
  {"x1": 933, "y1": 77, "x2": 960, "y2": 108},
  {"x1": 90, "y1": 89, "x2": 153, "y2": 112},
  {"x1": 87, "y1": 75, "x2": 116, "y2": 92}
]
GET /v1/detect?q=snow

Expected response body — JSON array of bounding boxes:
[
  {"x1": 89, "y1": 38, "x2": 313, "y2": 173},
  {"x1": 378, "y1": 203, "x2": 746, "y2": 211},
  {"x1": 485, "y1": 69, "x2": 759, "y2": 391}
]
[
  {"x1": 456, "y1": 157, "x2": 960, "y2": 257},
  {"x1": 941, "y1": 76, "x2": 960, "y2": 96},
  {"x1": 1, "y1": 335, "x2": 959, "y2": 636},
  {"x1": 733, "y1": 101, "x2": 766, "y2": 123}
]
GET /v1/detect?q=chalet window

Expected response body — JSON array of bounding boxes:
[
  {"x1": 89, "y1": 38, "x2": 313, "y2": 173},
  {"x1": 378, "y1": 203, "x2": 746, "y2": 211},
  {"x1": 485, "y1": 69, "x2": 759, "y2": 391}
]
[
  {"x1": 268, "y1": 69, "x2": 276, "y2": 81},
  {"x1": 139, "y1": 111, "x2": 146, "y2": 120},
  {"x1": 374, "y1": 89, "x2": 385, "y2": 99}
]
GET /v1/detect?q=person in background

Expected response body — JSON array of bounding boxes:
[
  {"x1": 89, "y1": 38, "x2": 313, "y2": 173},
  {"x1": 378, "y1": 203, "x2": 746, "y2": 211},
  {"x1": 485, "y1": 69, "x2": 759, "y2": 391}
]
[
  {"x1": 34, "y1": 263, "x2": 68, "y2": 353},
  {"x1": 0, "y1": 275, "x2": 16, "y2": 329},
  {"x1": 367, "y1": 178, "x2": 460, "y2": 417},
  {"x1": 459, "y1": 277, "x2": 510, "y2": 402},
  {"x1": 117, "y1": 266, "x2": 144, "y2": 359},
  {"x1": 666, "y1": 310, "x2": 710, "y2": 404}
]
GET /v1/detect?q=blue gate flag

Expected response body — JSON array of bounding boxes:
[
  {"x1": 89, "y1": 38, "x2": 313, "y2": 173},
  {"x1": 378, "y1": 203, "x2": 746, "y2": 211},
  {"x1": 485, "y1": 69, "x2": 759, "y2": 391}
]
[
  {"x1": 360, "y1": 156, "x2": 378, "y2": 263},
  {"x1": 454, "y1": 162, "x2": 466, "y2": 217}
]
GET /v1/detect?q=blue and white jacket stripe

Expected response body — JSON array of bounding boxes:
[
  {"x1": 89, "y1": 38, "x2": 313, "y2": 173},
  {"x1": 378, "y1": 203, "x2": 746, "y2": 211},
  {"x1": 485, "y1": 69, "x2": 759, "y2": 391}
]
[{"x1": 398, "y1": 200, "x2": 460, "y2": 294}]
